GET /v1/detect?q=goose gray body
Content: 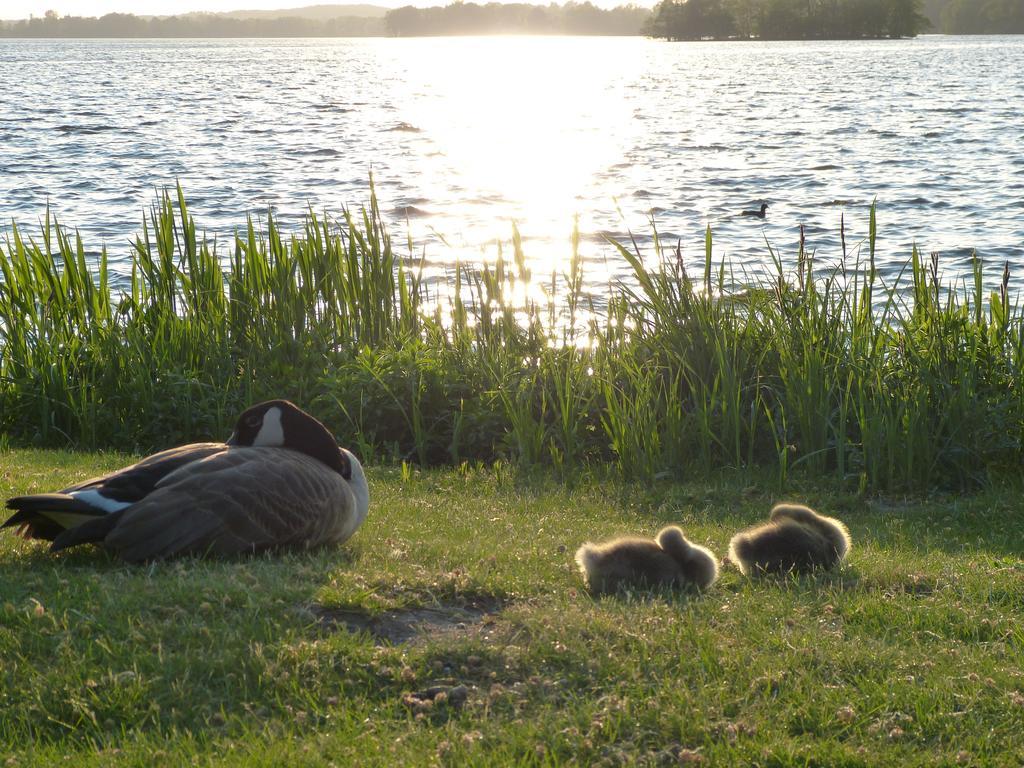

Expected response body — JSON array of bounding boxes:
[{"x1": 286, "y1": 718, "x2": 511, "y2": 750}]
[
  {"x1": 728, "y1": 503, "x2": 850, "y2": 576},
  {"x1": 2, "y1": 443, "x2": 228, "y2": 541},
  {"x1": 575, "y1": 526, "x2": 719, "y2": 594},
  {"x1": 3, "y1": 400, "x2": 370, "y2": 562}
]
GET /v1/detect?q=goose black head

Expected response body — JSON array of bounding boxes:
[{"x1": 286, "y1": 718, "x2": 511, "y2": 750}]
[{"x1": 227, "y1": 400, "x2": 352, "y2": 479}]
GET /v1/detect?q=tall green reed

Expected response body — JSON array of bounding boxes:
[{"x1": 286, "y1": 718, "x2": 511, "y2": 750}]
[{"x1": 2, "y1": 188, "x2": 1022, "y2": 492}]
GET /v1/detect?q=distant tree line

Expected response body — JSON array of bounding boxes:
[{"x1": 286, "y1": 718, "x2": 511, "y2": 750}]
[
  {"x1": 4, "y1": 0, "x2": 1018, "y2": 38},
  {"x1": 0, "y1": 5, "x2": 650, "y2": 37},
  {"x1": 923, "y1": 0, "x2": 1024, "y2": 33},
  {"x1": 0, "y1": 10, "x2": 385, "y2": 37},
  {"x1": 384, "y1": 2, "x2": 651, "y2": 36},
  {"x1": 645, "y1": 0, "x2": 931, "y2": 39}
]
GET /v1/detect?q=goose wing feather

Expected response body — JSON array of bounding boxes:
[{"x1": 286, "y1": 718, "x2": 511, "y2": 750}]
[
  {"x1": 103, "y1": 447, "x2": 354, "y2": 562},
  {"x1": 62, "y1": 443, "x2": 229, "y2": 500},
  {"x1": 4, "y1": 443, "x2": 228, "y2": 539}
]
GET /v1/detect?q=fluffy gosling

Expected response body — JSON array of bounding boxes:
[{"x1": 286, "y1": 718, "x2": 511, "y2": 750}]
[
  {"x1": 728, "y1": 503, "x2": 851, "y2": 576},
  {"x1": 575, "y1": 526, "x2": 719, "y2": 595}
]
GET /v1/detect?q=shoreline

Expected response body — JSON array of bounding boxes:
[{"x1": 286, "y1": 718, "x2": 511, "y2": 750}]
[{"x1": 1, "y1": 187, "x2": 1021, "y2": 492}]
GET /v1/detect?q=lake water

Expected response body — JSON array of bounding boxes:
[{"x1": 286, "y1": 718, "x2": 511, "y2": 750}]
[{"x1": 1, "y1": 36, "x2": 1023, "y2": 299}]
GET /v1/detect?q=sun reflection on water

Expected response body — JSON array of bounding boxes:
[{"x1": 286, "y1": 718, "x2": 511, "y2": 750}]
[
  {"x1": 395, "y1": 37, "x2": 642, "y2": 270},
  {"x1": 5, "y1": 36, "x2": 1023, "y2": 312}
]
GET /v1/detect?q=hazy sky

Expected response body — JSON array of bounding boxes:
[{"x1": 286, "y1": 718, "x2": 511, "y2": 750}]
[
  {"x1": 3, "y1": 0, "x2": 403, "y2": 19},
  {"x1": 5, "y1": 0, "x2": 648, "y2": 18}
]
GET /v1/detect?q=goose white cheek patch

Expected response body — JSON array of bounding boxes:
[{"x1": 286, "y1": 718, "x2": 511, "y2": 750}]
[{"x1": 253, "y1": 407, "x2": 285, "y2": 446}]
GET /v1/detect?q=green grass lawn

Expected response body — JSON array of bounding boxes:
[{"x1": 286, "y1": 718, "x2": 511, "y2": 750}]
[{"x1": 2, "y1": 449, "x2": 1023, "y2": 766}]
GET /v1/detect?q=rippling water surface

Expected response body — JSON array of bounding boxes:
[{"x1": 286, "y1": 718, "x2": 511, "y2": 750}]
[{"x1": 1, "y1": 36, "x2": 1023, "y2": 296}]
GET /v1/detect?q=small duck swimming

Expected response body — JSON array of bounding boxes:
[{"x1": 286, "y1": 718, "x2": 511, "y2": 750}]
[
  {"x1": 742, "y1": 203, "x2": 769, "y2": 218},
  {"x1": 575, "y1": 526, "x2": 719, "y2": 594}
]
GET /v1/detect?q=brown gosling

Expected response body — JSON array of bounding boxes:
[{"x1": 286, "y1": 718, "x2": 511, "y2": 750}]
[
  {"x1": 728, "y1": 503, "x2": 851, "y2": 576},
  {"x1": 574, "y1": 526, "x2": 719, "y2": 595}
]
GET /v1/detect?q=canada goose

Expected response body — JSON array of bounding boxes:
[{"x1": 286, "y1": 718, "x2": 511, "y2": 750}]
[
  {"x1": 742, "y1": 203, "x2": 769, "y2": 218},
  {"x1": 575, "y1": 526, "x2": 718, "y2": 594},
  {"x1": 728, "y1": 503, "x2": 850, "y2": 576},
  {"x1": 2, "y1": 400, "x2": 369, "y2": 561}
]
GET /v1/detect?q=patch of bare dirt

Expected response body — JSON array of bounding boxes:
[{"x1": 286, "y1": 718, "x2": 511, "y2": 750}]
[{"x1": 311, "y1": 597, "x2": 502, "y2": 644}]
